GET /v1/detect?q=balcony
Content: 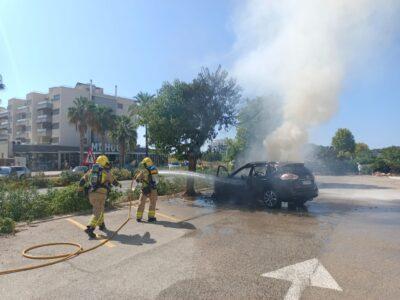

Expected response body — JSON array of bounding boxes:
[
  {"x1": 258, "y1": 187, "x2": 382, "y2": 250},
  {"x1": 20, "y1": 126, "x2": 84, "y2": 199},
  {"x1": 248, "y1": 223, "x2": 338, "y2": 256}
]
[
  {"x1": 36, "y1": 114, "x2": 52, "y2": 123},
  {"x1": 37, "y1": 128, "x2": 52, "y2": 136},
  {"x1": 17, "y1": 105, "x2": 29, "y2": 113},
  {"x1": 0, "y1": 121, "x2": 9, "y2": 129},
  {"x1": 37, "y1": 101, "x2": 52, "y2": 110},
  {"x1": 16, "y1": 118, "x2": 29, "y2": 125},
  {"x1": 15, "y1": 131, "x2": 29, "y2": 139},
  {"x1": 0, "y1": 111, "x2": 8, "y2": 117}
]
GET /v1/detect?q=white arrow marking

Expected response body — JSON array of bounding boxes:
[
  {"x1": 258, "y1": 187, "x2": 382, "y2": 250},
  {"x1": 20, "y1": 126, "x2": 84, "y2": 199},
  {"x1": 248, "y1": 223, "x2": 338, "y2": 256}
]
[{"x1": 261, "y1": 258, "x2": 342, "y2": 300}]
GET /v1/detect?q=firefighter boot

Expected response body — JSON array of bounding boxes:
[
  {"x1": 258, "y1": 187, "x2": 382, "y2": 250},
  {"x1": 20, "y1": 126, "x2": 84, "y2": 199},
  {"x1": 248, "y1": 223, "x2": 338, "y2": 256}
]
[
  {"x1": 99, "y1": 223, "x2": 106, "y2": 231},
  {"x1": 148, "y1": 217, "x2": 157, "y2": 223},
  {"x1": 85, "y1": 226, "x2": 96, "y2": 238}
]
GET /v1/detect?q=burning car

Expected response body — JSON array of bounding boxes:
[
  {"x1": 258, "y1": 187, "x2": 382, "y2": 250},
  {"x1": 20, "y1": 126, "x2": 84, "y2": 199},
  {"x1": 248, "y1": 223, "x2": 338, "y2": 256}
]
[{"x1": 214, "y1": 161, "x2": 318, "y2": 208}]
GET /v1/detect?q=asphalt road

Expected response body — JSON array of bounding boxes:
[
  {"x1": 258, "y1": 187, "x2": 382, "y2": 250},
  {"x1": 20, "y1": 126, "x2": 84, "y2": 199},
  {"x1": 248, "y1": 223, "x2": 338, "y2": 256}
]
[{"x1": 1, "y1": 175, "x2": 400, "y2": 299}]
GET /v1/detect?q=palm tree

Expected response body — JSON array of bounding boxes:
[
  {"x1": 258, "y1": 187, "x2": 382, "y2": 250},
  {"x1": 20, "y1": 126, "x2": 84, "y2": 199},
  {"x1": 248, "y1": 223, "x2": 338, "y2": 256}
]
[
  {"x1": 68, "y1": 97, "x2": 96, "y2": 164},
  {"x1": 91, "y1": 105, "x2": 116, "y2": 154},
  {"x1": 130, "y1": 92, "x2": 155, "y2": 156},
  {"x1": 110, "y1": 115, "x2": 137, "y2": 167}
]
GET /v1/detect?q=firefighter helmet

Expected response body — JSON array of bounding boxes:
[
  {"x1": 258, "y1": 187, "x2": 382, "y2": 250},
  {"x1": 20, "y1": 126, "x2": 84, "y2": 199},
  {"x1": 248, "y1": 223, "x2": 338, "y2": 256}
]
[
  {"x1": 96, "y1": 155, "x2": 110, "y2": 168},
  {"x1": 142, "y1": 157, "x2": 154, "y2": 167}
]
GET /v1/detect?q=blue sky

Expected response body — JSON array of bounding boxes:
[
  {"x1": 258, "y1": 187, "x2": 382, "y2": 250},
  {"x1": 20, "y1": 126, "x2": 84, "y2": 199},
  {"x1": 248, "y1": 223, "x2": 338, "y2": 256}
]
[{"x1": 0, "y1": 0, "x2": 399, "y2": 149}]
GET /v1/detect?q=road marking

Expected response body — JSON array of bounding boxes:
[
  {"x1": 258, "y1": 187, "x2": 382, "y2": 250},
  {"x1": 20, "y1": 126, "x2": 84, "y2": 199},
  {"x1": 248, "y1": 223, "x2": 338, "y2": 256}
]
[
  {"x1": 261, "y1": 258, "x2": 342, "y2": 300},
  {"x1": 154, "y1": 211, "x2": 181, "y2": 222},
  {"x1": 66, "y1": 218, "x2": 115, "y2": 248},
  {"x1": 131, "y1": 208, "x2": 182, "y2": 222}
]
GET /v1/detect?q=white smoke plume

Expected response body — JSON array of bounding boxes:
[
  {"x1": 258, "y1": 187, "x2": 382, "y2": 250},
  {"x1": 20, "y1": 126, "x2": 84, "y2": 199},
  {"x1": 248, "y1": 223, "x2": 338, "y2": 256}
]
[{"x1": 232, "y1": 0, "x2": 399, "y2": 161}]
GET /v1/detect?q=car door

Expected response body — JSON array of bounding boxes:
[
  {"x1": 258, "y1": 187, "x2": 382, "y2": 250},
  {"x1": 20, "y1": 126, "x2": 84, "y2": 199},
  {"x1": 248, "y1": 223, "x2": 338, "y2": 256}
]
[
  {"x1": 228, "y1": 165, "x2": 253, "y2": 197},
  {"x1": 248, "y1": 164, "x2": 276, "y2": 198}
]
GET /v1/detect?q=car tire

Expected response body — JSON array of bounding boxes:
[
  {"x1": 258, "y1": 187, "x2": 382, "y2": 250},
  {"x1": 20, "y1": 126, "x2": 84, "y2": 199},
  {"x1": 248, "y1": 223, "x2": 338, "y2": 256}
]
[
  {"x1": 262, "y1": 190, "x2": 281, "y2": 209},
  {"x1": 19, "y1": 174, "x2": 25, "y2": 180}
]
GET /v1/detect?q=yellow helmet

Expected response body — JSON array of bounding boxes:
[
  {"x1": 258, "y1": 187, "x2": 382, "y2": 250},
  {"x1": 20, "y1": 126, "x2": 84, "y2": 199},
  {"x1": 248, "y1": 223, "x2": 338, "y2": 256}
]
[
  {"x1": 96, "y1": 155, "x2": 110, "y2": 168},
  {"x1": 142, "y1": 157, "x2": 153, "y2": 167}
]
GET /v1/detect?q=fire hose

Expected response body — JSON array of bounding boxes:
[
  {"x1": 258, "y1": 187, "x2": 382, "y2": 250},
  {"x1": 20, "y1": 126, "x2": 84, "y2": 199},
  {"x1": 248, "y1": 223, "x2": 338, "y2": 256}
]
[{"x1": 0, "y1": 198, "x2": 132, "y2": 276}]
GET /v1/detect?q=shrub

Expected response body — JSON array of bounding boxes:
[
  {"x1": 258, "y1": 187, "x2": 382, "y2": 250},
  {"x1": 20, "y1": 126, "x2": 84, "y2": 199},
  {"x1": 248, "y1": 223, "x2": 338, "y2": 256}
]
[
  {"x1": 0, "y1": 217, "x2": 15, "y2": 234},
  {"x1": 59, "y1": 171, "x2": 81, "y2": 185},
  {"x1": 111, "y1": 168, "x2": 132, "y2": 181},
  {"x1": 47, "y1": 184, "x2": 91, "y2": 215},
  {"x1": 29, "y1": 174, "x2": 51, "y2": 189}
]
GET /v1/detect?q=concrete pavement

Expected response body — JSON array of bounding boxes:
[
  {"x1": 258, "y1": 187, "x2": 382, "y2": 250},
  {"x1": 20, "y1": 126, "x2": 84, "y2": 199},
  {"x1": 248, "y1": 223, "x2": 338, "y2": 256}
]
[{"x1": 1, "y1": 175, "x2": 400, "y2": 299}]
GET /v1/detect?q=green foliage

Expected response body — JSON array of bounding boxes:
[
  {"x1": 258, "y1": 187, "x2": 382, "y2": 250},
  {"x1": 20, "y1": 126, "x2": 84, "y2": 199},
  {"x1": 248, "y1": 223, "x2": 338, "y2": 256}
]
[
  {"x1": 0, "y1": 184, "x2": 92, "y2": 222},
  {"x1": 91, "y1": 105, "x2": 116, "y2": 153},
  {"x1": 59, "y1": 171, "x2": 81, "y2": 185},
  {"x1": 46, "y1": 185, "x2": 91, "y2": 215},
  {"x1": 202, "y1": 148, "x2": 223, "y2": 162},
  {"x1": 146, "y1": 66, "x2": 240, "y2": 195},
  {"x1": 0, "y1": 217, "x2": 15, "y2": 234},
  {"x1": 372, "y1": 146, "x2": 400, "y2": 173},
  {"x1": 30, "y1": 173, "x2": 52, "y2": 188},
  {"x1": 67, "y1": 96, "x2": 96, "y2": 163},
  {"x1": 111, "y1": 168, "x2": 132, "y2": 181},
  {"x1": 332, "y1": 128, "x2": 356, "y2": 156},
  {"x1": 354, "y1": 142, "x2": 373, "y2": 164},
  {"x1": 110, "y1": 115, "x2": 138, "y2": 167}
]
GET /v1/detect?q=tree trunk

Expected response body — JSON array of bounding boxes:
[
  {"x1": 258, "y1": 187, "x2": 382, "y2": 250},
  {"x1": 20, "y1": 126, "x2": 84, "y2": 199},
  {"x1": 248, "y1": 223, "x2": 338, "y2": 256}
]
[
  {"x1": 79, "y1": 132, "x2": 84, "y2": 165},
  {"x1": 101, "y1": 134, "x2": 106, "y2": 154},
  {"x1": 185, "y1": 154, "x2": 197, "y2": 196},
  {"x1": 120, "y1": 143, "x2": 125, "y2": 168},
  {"x1": 145, "y1": 125, "x2": 149, "y2": 157}
]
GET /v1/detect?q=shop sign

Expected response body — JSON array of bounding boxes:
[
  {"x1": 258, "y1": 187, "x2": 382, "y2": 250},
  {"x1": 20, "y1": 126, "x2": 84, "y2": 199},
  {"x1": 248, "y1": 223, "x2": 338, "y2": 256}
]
[{"x1": 91, "y1": 142, "x2": 120, "y2": 153}]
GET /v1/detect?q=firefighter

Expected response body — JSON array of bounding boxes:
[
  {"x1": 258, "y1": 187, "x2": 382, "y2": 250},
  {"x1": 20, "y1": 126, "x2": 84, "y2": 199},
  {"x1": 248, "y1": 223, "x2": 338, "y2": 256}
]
[
  {"x1": 78, "y1": 155, "x2": 121, "y2": 238},
  {"x1": 133, "y1": 157, "x2": 159, "y2": 222}
]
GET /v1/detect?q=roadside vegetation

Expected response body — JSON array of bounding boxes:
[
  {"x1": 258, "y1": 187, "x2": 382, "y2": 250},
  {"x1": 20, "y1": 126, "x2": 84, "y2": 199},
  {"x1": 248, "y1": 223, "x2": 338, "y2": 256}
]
[{"x1": 0, "y1": 173, "x2": 212, "y2": 234}]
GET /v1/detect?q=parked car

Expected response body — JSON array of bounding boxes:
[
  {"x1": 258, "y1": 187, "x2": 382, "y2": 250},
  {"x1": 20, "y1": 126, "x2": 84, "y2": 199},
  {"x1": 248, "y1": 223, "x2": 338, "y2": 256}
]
[
  {"x1": 214, "y1": 161, "x2": 318, "y2": 208},
  {"x1": 71, "y1": 166, "x2": 89, "y2": 175},
  {"x1": 0, "y1": 166, "x2": 31, "y2": 179},
  {"x1": 168, "y1": 162, "x2": 181, "y2": 169}
]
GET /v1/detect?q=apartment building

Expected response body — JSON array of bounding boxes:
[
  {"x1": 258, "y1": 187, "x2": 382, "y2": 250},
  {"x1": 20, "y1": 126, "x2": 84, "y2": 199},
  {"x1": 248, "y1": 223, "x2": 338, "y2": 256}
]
[{"x1": 0, "y1": 82, "x2": 145, "y2": 170}]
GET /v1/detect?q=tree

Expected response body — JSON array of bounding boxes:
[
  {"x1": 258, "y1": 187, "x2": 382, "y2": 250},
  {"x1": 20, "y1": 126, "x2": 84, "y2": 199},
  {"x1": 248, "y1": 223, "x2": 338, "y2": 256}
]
[
  {"x1": 147, "y1": 66, "x2": 241, "y2": 195},
  {"x1": 68, "y1": 97, "x2": 96, "y2": 164},
  {"x1": 91, "y1": 105, "x2": 116, "y2": 154},
  {"x1": 331, "y1": 128, "x2": 356, "y2": 157},
  {"x1": 354, "y1": 142, "x2": 373, "y2": 164},
  {"x1": 110, "y1": 115, "x2": 137, "y2": 167},
  {"x1": 130, "y1": 92, "x2": 155, "y2": 156}
]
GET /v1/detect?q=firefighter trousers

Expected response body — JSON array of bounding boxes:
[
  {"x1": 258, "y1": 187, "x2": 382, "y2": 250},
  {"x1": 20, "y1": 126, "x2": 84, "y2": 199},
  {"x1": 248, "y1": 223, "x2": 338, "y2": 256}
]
[
  {"x1": 88, "y1": 189, "x2": 107, "y2": 228},
  {"x1": 136, "y1": 189, "x2": 158, "y2": 220}
]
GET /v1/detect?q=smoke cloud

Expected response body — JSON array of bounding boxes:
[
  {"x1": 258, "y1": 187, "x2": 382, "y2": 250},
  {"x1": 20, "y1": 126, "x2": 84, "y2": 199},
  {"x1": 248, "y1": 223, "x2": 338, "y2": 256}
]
[{"x1": 232, "y1": 0, "x2": 399, "y2": 161}]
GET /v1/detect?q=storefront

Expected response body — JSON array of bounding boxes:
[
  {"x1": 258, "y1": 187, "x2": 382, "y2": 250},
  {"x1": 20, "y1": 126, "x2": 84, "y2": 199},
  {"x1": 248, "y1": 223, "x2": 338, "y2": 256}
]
[{"x1": 11, "y1": 144, "x2": 167, "y2": 171}]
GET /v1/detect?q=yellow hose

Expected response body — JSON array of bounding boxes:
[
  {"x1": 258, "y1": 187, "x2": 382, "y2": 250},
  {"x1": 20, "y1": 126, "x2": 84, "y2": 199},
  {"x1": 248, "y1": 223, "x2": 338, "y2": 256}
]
[{"x1": 0, "y1": 199, "x2": 132, "y2": 276}]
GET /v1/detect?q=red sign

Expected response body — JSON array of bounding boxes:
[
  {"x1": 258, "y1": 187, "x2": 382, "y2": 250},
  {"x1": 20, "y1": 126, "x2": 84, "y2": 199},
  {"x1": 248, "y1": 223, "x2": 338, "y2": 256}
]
[{"x1": 84, "y1": 147, "x2": 96, "y2": 166}]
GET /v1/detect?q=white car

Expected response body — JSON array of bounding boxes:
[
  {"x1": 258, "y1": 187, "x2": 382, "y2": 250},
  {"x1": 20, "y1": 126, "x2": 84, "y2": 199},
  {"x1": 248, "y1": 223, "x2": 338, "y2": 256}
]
[{"x1": 0, "y1": 166, "x2": 31, "y2": 179}]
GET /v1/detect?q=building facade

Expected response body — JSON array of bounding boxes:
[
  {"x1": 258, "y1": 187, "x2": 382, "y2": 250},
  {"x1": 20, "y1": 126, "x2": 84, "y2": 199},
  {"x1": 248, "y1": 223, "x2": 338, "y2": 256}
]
[{"x1": 0, "y1": 82, "x2": 162, "y2": 170}]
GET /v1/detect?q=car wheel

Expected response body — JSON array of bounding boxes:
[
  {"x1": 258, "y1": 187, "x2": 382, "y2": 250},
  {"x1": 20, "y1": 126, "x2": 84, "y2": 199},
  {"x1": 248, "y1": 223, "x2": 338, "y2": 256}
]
[
  {"x1": 263, "y1": 190, "x2": 281, "y2": 209},
  {"x1": 19, "y1": 174, "x2": 25, "y2": 180}
]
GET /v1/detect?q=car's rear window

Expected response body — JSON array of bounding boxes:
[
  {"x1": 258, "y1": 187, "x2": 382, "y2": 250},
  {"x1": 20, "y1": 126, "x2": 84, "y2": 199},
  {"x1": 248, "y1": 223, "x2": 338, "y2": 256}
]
[{"x1": 278, "y1": 164, "x2": 311, "y2": 175}]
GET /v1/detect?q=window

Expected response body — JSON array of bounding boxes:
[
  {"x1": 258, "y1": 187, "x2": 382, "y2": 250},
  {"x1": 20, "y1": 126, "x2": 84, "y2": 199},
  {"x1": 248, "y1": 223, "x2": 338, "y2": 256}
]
[
  {"x1": 52, "y1": 94, "x2": 60, "y2": 101},
  {"x1": 51, "y1": 137, "x2": 59, "y2": 144},
  {"x1": 232, "y1": 167, "x2": 251, "y2": 179},
  {"x1": 52, "y1": 109, "x2": 60, "y2": 115},
  {"x1": 252, "y1": 165, "x2": 267, "y2": 177},
  {"x1": 52, "y1": 123, "x2": 59, "y2": 129},
  {"x1": 117, "y1": 103, "x2": 123, "y2": 109}
]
